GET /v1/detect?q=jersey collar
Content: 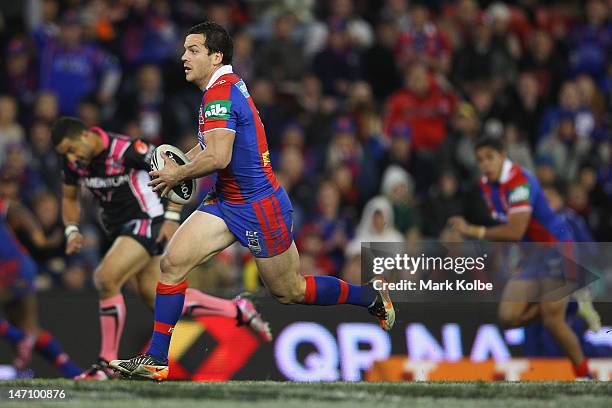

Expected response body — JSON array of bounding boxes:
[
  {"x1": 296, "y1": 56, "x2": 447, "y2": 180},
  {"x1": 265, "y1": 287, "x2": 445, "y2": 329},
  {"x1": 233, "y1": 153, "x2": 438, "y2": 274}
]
[
  {"x1": 205, "y1": 65, "x2": 233, "y2": 90},
  {"x1": 499, "y1": 159, "x2": 513, "y2": 184},
  {"x1": 91, "y1": 126, "x2": 110, "y2": 150}
]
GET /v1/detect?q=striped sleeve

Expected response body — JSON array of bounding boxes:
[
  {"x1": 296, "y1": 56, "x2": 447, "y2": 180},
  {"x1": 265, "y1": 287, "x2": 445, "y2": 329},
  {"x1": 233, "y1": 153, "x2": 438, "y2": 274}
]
[{"x1": 202, "y1": 82, "x2": 237, "y2": 133}]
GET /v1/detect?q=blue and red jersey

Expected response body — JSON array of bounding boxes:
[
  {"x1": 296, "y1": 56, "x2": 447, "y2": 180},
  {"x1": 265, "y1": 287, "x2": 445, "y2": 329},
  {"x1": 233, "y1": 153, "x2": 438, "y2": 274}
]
[
  {"x1": 479, "y1": 160, "x2": 572, "y2": 242},
  {"x1": 197, "y1": 66, "x2": 280, "y2": 204}
]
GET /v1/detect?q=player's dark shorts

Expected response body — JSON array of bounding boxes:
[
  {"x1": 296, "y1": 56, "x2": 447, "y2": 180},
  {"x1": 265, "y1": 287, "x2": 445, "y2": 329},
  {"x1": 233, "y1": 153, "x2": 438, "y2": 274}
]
[
  {"x1": 512, "y1": 242, "x2": 578, "y2": 281},
  {"x1": 0, "y1": 253, "x2": 36, "y2": 298},
  {"x1": 105, "y1": 216, "x2": 165, "y2": 257},
  {"x1": 198, "y1": 187, "x2": 294, "y2": 258}
]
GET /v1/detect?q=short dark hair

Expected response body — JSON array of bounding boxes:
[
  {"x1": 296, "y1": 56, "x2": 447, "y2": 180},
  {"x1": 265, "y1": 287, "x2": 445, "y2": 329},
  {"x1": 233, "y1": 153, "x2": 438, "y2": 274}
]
[
  {"x1": 474, "y1": 136, "x2": 505, "y2": 153},
  {"x1": 51, "y1": 116, "x2": 87, "y2": 146},
  {"x1": 187, "y1": 21, "x2": 233, "y2": 65}
]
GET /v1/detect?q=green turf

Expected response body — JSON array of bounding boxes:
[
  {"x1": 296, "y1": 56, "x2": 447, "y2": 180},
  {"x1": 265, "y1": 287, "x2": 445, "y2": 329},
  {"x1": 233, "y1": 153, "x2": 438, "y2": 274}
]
[{"x1": 0, "y1": 380, "x2": 611, "y2": 408}]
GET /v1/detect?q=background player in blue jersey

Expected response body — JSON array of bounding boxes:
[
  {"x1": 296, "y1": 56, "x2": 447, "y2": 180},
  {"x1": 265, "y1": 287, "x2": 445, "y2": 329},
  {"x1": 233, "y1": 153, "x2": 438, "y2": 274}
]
[
  {"x1": 449, "y1": 137, "x2": 591, "y2": 378},
  {"x1": 111, "y1": 21, "x2": 395, "y2": 381},
  {"x1": 0, "y1": 197, "x2": 81, "y2": 378}
]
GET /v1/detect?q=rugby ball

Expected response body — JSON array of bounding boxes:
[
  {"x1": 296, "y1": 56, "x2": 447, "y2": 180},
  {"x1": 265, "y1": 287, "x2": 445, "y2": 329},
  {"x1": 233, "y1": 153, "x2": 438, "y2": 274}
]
[{"x1": 151, "y1": 144, "x2": 196, "y2": 205}]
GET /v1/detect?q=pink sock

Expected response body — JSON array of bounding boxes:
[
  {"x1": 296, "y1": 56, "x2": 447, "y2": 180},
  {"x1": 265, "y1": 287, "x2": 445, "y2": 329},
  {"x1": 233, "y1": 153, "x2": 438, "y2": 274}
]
[
  {"x1": 98, "y1": 293, "x2": 126, "y2": 362},
  {"x1": 182, "y1": 288, "x2": 237, "y2": 319}
]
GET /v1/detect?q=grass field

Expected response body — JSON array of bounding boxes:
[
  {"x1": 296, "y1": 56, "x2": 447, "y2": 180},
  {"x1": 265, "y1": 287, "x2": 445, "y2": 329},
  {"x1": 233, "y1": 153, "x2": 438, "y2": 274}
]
[{"x1": 0, "y1": 380, "x2": 611, "y2": 408}]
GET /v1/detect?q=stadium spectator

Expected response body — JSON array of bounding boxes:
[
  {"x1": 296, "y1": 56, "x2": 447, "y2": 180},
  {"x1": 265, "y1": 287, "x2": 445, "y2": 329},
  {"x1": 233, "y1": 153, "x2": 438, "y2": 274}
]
[
  {"x1": 296, "y1": 225, "x2": 336, "y2": 277},
  {"x1": 115, "y1": 64, "x2": 178, "y2": 145},
  {"x1": 345, "y1": 195, "x2": 404, "y2": 258},
  {"x1": 28, "y1": 121, "x2": 62, "y2": 193},
  {"x1": 384, "y1": 63, "x2": 456, "y2": 150},
  {"x1": 0, "y1": 95, "x2": 25, "y2": 163},
  {"x1": 115, "y1": 0, "x2": 178, "y2": 67},
  {"x1": 452, "y1": 20, "x2": 496, "y2": 91},
  {"x1": 439, "y1": 0, "x2": 481, "y2": 50},
  {"x1": 311, "y1": 20, "x2": 362, "y2": 97},
  {"x1": 276, "y1": 145, "x2": 314, "y2": 230},
  {"x1": 76, "y1": 95, "x2": 102, "y2": 129},
  {"x1": 576, "y1": 73, "x2": 608, "y2": 132},
  {"x1": 0, "y1": 143, "x2": 44, "y2": 205},
  {"x1": 35, "y1": 11, "x2": 121, "y2": 116},
  {"x1": 394, "y1": 3, "x2": 451, "y2": 73},
  {"x1": 451, "y1": 102, "x2": 481, "y2": 181},
  {"x1": 0, "y1": 38, "x2": 37, "y2": 118},
  {"x1": 362, "y1": 20, "x2": 402, "y2": 102},
  {"x1": 519, "y1": 29, "x2": 566, "y2": 104},
  {"x1": 421, "y1": 170, "x2": 465, "y2": 238},
  {"x1": 504, "y1": 71, "x2": 547, "y2": 148},
  {"x1": 567, "y1": 0, "x2": 612, "y2": 81},
  {"x1": 538, "y1": 81, "x2": 596, "y2": 141},
  {"x1": 255, "y1": 13, "x2": 304, "y2": 86},
  {"x1": 32, "y1": 91, "x2": 59, "y2": 124},
  {"x1": 231, "y1": 31, "x2": 255, "y2": 84},
  {"x1": 307, "y1": 180, "x2": 354, "y2": 271},
  {"x1": 485, "y1": 2, "x2": 521, "y2": 88},
  {"x1": 380, "y1": 165, "x2": 420, "y2": 235},
  {"x1": 378, "y1": 0, "x2": 411, "y2": 33},
  {"x1": 305, "y1": 0, "x2": 374, "y2": 57},
  {"x1": 504, "y1": 123, "x2": 535, "y2": 172},
  {"x1": 537, "y1": 116, "x2": 592, "y2": 181}
]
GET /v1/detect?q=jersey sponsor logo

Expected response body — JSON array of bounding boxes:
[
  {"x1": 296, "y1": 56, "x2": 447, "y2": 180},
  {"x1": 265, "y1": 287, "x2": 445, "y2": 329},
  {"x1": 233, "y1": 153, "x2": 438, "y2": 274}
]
[
  {"x1": 262, "y1": 150, "x2": 271, "y2": 166},
  {"x1": 246, "y1": 231, "x2": 262, "y2": 255},
  {"x1": 204, "y1": 100, "x2": 231, "y2": 120},
  {"x1": 509, "y1": 185, "x2": 530, "y2": 204},
  {"x1": 83, "y1": 174, "x2": 130, "y2": 189},
  {"x1": 235, "y1": 80, "x2": 250, "y2": 98},
  {"x1": 134, "y1": 140, "x2": 149, "y2": 155}
]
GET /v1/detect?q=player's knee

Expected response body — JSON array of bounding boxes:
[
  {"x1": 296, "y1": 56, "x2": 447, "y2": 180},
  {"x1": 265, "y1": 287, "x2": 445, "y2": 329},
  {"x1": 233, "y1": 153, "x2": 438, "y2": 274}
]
[
  {"x1": 159, "y1": 252, "x2": 188, "y2": 284},
  {"x1": 498, "y1": 309, "x2": 522, "y2": 328},
  {"x1": 539, "y1": 304, "x2": 563, "y2": 328},
  {"x1": 93, "y1": 268, "x2": 119, "y2": 295},
  {"x1": 271, "y1": 282, "x2": 304, "y2": 305},
  {"x1": 160, "y1": 251, "x2": 180, "y2": 275}
]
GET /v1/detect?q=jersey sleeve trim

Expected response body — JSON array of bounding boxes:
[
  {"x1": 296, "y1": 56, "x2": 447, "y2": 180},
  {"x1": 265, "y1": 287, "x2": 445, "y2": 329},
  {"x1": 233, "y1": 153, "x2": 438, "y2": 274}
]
[
  {"x1": 202, "y1": 127, "x2": 237, "y2": 134},
  {"x1": 508, "y1": 205, "x2": 533, "y2": 214}
]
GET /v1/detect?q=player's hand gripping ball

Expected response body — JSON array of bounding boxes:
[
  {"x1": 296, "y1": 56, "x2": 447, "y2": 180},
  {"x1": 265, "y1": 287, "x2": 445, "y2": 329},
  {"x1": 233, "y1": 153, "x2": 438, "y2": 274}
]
[{"x1": 149, "y1": 144, "x2": 196, "y2": 204}]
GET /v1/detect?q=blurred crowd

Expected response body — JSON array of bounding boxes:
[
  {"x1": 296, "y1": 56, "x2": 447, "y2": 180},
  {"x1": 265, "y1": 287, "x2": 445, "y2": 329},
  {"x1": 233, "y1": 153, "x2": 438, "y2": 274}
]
[{"x1": 0, "y1": 0, "x2": 611, "y2": 293}]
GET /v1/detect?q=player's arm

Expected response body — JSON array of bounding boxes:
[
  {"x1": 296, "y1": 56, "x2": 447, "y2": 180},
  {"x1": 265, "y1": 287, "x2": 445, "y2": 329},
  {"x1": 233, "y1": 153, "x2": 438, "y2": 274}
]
[
  {"x1": 5, "y1": 201, "x2": 48, "y2": 249},
  {"x1": 62, "y1": 184, "x2": 83, "y2": 255},
  {"x1": 179, "y1": 130, "x2": 235, "y2": 178},
  {"x1": 449, "y1": 212, "x2": 531, "y2": 242},
  {"x1": 149, "y1": 130, "x2": 235, "y2": 196},
  {"x1": 449, "y1": 180, "x2": 533, "y2": 241},
  {"x1": 185, "y1": 143, "x2": 203, "y2": 162}
]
